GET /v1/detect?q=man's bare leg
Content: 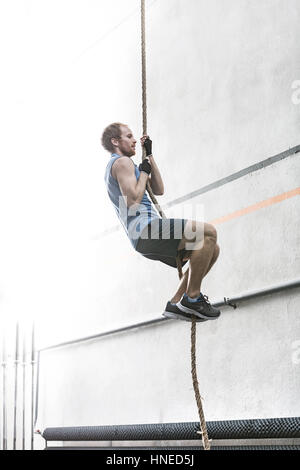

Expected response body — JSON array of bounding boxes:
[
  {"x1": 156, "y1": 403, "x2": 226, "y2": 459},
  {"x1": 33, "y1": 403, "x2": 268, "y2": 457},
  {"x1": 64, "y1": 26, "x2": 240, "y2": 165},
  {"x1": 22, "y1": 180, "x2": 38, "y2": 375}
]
[
  {"x1": 172, "y1": 221, "x2": 218, "y2": 302},
  {"x1": 186, "y1": 222, "x2": 217, "y2": 298},
  {"x1": 169, "y1": 268, "x2": 189, "y2": 305},
  {"x1": 170, "y1": 243, "x2": 220, "y2": 304}
]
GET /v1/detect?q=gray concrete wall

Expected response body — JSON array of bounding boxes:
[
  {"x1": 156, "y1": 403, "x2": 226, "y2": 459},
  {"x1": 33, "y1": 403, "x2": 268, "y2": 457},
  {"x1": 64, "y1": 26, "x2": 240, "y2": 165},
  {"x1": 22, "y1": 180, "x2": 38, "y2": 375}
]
[
  {"x1": 2, "y1": 0, "x2": 300, "y2": 449},
  {"x1": 35, "y1": 0, "x2": 300, "y2": 438}
]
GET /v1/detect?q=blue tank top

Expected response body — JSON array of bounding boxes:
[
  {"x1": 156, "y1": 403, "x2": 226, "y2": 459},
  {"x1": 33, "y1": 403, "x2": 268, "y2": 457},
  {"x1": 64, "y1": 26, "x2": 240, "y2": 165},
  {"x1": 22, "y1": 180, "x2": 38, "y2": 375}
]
[{"x1": 104, "y1": 153, "x2": 160, "y2": 248}]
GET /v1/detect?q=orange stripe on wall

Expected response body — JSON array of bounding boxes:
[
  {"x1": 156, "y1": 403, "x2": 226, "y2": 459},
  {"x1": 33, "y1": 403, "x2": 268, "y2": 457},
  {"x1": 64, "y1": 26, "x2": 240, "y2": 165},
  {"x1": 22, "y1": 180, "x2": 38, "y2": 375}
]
[{"x1": 210, "y1": 187, "x2": 300, "y2": 226}]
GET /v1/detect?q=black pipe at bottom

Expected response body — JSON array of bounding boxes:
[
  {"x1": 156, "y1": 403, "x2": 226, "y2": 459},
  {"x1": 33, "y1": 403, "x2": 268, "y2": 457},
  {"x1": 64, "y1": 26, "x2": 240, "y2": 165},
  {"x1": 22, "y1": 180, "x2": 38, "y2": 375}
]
[
  {"x1": 42, "y1": 417, "x2": 300, "y2": 442},
  {"x1": 45, "y1": 445, "x2": 300, "y2": 451}
]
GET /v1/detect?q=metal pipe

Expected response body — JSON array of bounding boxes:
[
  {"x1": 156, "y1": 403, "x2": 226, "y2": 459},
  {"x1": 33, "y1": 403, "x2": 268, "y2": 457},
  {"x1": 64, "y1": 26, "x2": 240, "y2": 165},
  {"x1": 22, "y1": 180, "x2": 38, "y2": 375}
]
[
  {"x1": 13, "y1": 322, "x2": 19, "y2": 450},
  {"x1": 1, "y1": 333, "x2": 7, "y2": 450},
  {"x1": 98, "y1": 144, "x2": 300, "y2": 238},
  {"x1": 39, "y1": 317, "x2": 166, "y2": 352},
  {"x1": 45, "y1": 445, "x2": 300, "y2": 450},
  {"x1": 214, "y1": 278, "x2": 300, "y2": 307},
  {"x1": 42, "y1": 416, "x2": 300, "y2": 441},
  {"x1": 34, "y1": 350, "x2": 40, "y2": 433},
  {"x1": 31, "y1": 323, "x2": 35, "y2": 450},
  {"x1": 38, "y1": 278, "x2": 300, "y2": 353},
  {"x1": 22, "y1": 331, "x2": 26, "y2": 450}
]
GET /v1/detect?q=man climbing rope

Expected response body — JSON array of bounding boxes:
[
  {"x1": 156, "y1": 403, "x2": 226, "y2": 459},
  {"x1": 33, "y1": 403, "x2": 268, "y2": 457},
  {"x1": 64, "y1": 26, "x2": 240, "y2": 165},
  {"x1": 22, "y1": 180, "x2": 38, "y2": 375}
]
[{"x1": 102, "y1": 122, "x2": 221, "y2": 322}]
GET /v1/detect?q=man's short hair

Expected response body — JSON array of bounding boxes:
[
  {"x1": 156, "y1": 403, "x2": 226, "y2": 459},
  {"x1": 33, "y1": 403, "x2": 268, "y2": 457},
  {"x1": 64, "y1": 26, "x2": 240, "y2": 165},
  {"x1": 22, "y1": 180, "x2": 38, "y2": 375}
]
[{"x1": 101, "y1": 122, "x2": 126, "y2": 153}]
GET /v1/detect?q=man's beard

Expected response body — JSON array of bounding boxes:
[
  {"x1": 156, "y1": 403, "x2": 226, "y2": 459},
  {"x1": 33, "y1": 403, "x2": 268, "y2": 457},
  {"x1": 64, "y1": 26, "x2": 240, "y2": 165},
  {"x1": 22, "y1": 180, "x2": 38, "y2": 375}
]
[{"x1": 124, "y1": 148, "x2": 135, "y2": 157}]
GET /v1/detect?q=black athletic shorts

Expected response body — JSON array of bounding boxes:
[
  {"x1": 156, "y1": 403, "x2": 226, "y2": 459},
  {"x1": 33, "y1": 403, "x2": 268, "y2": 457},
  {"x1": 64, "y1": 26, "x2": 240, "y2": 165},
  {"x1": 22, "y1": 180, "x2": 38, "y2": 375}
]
[{"x1": 135, "y1": 218, "x2": 189, "y2": 269}]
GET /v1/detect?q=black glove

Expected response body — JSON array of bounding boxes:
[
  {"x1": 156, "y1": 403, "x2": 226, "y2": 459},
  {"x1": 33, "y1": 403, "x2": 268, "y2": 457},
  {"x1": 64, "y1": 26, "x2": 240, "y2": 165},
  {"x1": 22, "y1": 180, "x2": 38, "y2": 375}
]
[
  {"x1": 139, "y1": 158, "x2": 151, "y2": 175},
  {"x1": 143, "y1": 137, "x2": 152, "y2": 156}
]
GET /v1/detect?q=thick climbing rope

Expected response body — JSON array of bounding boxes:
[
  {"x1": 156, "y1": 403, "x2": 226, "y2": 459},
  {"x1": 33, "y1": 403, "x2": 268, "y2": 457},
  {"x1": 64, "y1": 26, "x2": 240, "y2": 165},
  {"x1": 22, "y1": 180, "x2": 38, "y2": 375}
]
[
  {"x1": 140, "y1": 0, "x2": 165, "y2": 220},
  {"x1": 191, "y1": 321, "x2": 211, "y2": 450},
  {"x1": 140, "y1": 0, "x2": 211, "y2": 451}
]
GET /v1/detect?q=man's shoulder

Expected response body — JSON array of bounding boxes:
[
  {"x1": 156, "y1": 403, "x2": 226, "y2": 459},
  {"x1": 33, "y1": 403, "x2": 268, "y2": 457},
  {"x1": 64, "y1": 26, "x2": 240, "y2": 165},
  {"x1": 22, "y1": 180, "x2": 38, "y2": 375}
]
[
  {"x1": 112, "y1": 156, "x2": 135, "y2": 179},
  {"x1": 113, "y1": 156, "x2": 135, "y2": 172}
]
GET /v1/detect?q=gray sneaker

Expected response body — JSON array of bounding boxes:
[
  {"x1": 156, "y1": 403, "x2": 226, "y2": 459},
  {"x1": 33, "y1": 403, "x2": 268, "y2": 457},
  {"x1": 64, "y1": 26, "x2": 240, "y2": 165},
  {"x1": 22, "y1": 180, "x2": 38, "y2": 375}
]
[
  {"x1": 177, "y1": 293, "x2": 221, "y2": 320},
  {"x1": 163, "y1": 301, "x2": 207, "y2": 323}
]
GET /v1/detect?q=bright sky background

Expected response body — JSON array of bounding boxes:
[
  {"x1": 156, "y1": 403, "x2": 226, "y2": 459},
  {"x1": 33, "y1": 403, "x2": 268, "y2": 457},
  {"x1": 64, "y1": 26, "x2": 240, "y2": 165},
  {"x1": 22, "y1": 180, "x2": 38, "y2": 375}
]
[{"x1": 0, "y1": 0, "x2": 157, "y2": 347}]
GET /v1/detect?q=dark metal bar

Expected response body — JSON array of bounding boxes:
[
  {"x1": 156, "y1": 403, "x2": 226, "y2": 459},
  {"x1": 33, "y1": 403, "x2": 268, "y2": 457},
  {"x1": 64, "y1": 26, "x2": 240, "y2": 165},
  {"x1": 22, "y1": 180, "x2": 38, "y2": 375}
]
[
  {"x1": 44, "y1": 445, "x2": 300, "y2": 450},
  {"x1": 165, "y1": 144, "x2": 300, "y2": 209},
  {"x1": 1, "y1": 334, "x2": 7, "y2": 450},
  {"x1": 39, "y1": 317, "x2": 167, "y2": 352},
  {"x1": 13, "y1": 322, "x2": 19, "y2": 450},
  {"x1": 34, "y1": 350, "x2": 40, "y2": 434},
  {"x1": 22, "y1": 331, "x2": 26, "y2": 450},
  {"x1": 42, "y1": 417, "x2": 300, "y2": 442},
  {"x1": 38, "y1": 278, "x2": 300, "y2": 353},
  {"x1": 31, "y1": 323, "x2": 35, "y2": 450},
  {"x1": 214, "y1": 278, "x2": 300, "y2": 307},
  {"x1": 97, "y1": 144, "x2": 300, "y2": 237}
]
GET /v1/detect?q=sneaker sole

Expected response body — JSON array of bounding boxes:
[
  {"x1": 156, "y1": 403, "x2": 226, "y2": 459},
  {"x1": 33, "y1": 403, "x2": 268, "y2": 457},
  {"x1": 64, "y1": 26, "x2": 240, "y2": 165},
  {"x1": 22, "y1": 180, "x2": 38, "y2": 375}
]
[
  {"x1": 176, "y1": 302, "x2": 220, "y2": 320},
  {"x1": 162, "y1": 310, "x2": 206, "y2": 323}
]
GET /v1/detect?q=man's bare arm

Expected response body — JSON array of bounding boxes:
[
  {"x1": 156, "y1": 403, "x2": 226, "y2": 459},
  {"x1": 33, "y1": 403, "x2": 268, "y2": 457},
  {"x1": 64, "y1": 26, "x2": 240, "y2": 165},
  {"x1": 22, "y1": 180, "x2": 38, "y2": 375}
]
[
  {"x1": 148, "y1": 155, "x2": 164, "y2": 195},
  {"x1": 140, "y1": 136, "x2": 164, "y2": 196},
  {"x1": 113, "y1": 157, "x2": 149, "y2": 207}
]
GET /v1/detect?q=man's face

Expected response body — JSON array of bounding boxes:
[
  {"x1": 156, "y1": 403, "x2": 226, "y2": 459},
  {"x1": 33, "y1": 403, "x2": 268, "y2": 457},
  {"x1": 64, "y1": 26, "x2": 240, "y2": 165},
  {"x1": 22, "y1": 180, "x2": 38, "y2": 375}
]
[{"x1": 114, "y1": 125, "x2": 137, "y2": 157}]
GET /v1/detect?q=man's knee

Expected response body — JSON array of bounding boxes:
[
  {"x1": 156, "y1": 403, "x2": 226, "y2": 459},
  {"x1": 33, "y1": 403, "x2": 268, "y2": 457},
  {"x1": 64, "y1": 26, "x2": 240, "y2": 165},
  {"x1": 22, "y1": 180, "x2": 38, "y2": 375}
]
[
  {"x1": 214, "y1": 243, "x2": 220, "y2": 259},
  {"x1": 178, "y1": 220, "x2": 217, "y2": 250},
  {"x1": 204, "y1": 223, "x2": 217, "y2": 243}
]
